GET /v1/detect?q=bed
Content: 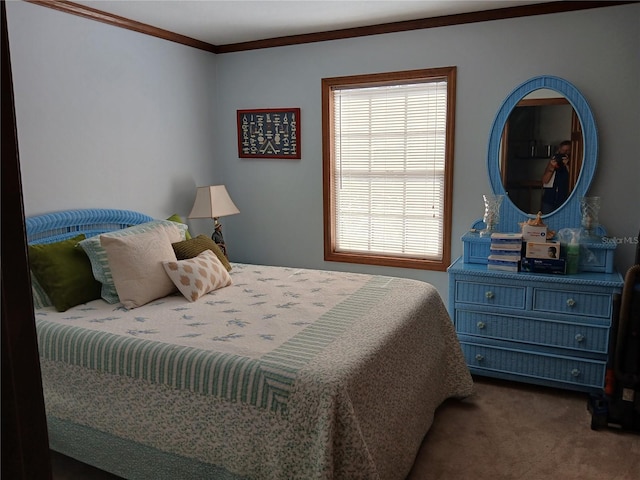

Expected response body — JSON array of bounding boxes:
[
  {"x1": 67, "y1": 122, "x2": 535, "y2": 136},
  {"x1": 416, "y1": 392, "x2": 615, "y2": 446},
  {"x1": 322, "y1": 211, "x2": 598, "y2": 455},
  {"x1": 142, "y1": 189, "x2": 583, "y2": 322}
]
[{"x1": 26, "y1": 208, "x2": 473, "y2": 480}]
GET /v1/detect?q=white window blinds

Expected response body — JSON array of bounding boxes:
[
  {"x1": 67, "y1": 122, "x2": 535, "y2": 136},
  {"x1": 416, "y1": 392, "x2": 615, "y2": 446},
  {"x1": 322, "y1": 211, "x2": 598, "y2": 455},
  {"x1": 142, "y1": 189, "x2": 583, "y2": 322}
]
[{"x1": 331, "y1": 80, "x2": 448, "y2": 260}]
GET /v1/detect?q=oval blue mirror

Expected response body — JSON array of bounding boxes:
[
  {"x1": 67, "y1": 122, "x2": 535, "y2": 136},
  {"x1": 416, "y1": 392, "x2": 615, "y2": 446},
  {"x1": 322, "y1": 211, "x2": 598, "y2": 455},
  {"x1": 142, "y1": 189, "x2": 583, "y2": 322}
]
[{"x1": 487, "y1": 76, "x2": 598, "y2": 233}]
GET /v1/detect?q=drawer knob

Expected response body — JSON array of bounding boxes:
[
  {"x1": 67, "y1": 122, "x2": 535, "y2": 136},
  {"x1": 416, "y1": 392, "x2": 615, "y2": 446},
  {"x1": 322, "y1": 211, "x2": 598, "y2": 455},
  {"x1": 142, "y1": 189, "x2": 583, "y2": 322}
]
[
  {"x1": 571, "y1": 368, "x2": 581, "y2": 377},
  {"x1": 575, "y1": 333, "x2": 585, "y2": 343},
  {"x1": 566, "y1": 298, "x2": 576, "y2": 307},
  {"x1": 475, "y1": 354, "x2": 484, "y2": 362},
  {"x1": 477, "y1": 321, "x2": 486, "y2": 330},
  {"x1": 485, "y1": 291, "x2": 495, "y2": 299}
]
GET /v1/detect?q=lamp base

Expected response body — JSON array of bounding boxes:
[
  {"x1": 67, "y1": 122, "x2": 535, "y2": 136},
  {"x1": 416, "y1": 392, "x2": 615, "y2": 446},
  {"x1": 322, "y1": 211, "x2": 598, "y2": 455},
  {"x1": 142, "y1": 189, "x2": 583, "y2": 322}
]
[{"x1": 211, "y1": 219, "x2": 228, "y2": 258}]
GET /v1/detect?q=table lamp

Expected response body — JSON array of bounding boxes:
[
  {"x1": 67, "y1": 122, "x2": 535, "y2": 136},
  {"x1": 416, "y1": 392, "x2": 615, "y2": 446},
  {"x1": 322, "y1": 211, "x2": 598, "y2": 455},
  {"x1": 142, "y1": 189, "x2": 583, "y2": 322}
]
[{"x1": 188, "y1": 185, "x2": 239, "y2": 257}]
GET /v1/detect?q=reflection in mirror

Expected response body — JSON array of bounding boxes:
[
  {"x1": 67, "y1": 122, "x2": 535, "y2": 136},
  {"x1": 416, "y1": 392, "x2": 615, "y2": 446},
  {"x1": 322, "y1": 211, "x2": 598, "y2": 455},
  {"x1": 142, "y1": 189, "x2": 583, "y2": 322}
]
[{"x1": 499, "y1": 89, "x2": 583, "y2": 215}]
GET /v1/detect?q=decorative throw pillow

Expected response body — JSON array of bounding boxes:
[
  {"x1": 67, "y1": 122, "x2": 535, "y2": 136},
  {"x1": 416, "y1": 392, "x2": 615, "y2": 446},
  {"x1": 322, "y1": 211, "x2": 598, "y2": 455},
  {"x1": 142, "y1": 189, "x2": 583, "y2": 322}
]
[
  {"x1": 101, "y1": 227, "x2": 178, "y2": 309},
  {"x1": 171, "y1": 235, "x2": 232, "y2": 272},
  {"x1": 31, "y1": 272, "x2": 53, "y2": 309},
  {"x1": 79, "y1": 220, "x2": 187, "y2": 303},
  {"x1": 163, "y1": 249, "x2": 233, "y2": 302},
  {"x1": 28, "y1": 234, "x2": 102, "y2": 312},
  {"x1": 166, "y1": 213, "x2": 192, "y2": 240}
]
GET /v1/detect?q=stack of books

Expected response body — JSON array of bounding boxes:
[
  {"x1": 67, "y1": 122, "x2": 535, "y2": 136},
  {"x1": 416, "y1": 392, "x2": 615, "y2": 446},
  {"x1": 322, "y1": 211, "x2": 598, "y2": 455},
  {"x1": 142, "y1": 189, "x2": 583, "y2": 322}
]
[{"x1": 488, "y1": 233, "x2": 523, "y2": 272}]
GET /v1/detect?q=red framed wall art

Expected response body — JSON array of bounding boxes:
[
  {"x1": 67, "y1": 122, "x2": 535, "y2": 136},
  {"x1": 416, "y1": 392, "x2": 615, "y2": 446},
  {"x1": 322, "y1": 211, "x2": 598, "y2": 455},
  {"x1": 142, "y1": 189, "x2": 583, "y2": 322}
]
[{"x1": 237, "y1": 108, "x2": 301, "y2": 159}]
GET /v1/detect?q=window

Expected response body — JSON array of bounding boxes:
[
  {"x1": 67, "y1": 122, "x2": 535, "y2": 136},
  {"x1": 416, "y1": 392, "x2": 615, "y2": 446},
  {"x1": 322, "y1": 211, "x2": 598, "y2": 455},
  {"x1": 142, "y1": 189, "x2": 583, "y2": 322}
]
[{"x1": 322, "y1": 67, "x2": 456, "y2": 271}]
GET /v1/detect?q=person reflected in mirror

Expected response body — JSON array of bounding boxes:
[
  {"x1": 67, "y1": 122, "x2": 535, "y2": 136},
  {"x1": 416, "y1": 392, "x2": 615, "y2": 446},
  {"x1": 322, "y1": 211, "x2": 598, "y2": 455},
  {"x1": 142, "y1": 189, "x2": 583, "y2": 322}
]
[{"x1": 541, "y1": 140, "x2": 571, "y2": 214}]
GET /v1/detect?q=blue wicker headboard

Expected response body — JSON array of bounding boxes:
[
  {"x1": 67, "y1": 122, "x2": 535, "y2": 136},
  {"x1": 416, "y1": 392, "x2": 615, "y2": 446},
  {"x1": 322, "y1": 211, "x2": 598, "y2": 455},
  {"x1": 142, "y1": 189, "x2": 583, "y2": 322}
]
[{"x1": 26, "y1": 209, "x2": 155, "y2": 245}]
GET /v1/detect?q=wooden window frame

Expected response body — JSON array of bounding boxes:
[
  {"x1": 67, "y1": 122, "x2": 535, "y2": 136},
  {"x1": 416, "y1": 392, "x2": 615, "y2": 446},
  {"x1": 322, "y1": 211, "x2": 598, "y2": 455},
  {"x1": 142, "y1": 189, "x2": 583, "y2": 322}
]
[{"x1": 321, "y1": 67, "x2": 456, "y2": 271}]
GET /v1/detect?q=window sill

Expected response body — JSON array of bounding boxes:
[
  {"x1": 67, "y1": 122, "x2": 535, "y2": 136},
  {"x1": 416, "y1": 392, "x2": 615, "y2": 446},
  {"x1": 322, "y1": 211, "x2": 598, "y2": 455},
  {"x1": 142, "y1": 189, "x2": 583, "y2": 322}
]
[{"x1": 325, "y1": 250, "x2": 449, "y2": 272}]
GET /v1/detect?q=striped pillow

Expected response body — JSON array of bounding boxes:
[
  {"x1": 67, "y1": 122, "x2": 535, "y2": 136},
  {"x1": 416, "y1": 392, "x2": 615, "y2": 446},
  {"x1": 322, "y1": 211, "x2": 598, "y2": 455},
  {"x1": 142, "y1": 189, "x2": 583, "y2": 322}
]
[
  {"x1": 78, "y1": 220, "x2": 187, "y2": 303},
  {"x1": 31, "y1": 272, "x2": 52, "y2": 309}
]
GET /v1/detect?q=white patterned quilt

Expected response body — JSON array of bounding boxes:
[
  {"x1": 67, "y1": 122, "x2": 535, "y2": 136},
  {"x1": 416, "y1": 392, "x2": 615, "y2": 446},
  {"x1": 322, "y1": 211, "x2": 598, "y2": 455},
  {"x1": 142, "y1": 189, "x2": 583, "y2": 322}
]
[{"x1": 38, "y1": 263, "x2": 473, "y2": 479}]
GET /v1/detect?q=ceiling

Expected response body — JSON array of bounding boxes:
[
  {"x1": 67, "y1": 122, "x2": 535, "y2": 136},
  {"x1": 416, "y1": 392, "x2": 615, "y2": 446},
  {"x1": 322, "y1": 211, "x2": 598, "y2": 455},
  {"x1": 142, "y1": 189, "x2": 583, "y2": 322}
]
[{"x1": 73, "y1": 0, "x2": 558, "y2": 46}]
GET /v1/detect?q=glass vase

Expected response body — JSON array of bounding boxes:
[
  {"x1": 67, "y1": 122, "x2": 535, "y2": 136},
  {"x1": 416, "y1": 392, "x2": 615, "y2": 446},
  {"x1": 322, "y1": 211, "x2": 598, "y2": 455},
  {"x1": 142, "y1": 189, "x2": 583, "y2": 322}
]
[
  {"x1": 480, "y1": 194, "x2": 504, "y2": 237},
  {"x1": 580, "y1": 196, "x2": 601, "y2": 239}
]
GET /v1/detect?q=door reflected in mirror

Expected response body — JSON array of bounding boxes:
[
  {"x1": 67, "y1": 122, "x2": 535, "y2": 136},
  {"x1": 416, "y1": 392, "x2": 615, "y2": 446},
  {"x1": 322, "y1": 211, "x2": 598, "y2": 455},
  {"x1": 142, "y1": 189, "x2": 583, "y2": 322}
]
[{"x1": 499, "y1": 89, "x2": 583, "y2": 215}]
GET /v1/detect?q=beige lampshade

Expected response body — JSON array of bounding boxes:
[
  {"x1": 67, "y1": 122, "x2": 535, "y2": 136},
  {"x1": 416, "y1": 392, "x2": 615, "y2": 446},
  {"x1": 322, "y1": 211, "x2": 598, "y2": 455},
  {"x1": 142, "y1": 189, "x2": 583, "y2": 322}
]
[{"x1": 188, "y1": 185, "x2": 240, "y2": 219}]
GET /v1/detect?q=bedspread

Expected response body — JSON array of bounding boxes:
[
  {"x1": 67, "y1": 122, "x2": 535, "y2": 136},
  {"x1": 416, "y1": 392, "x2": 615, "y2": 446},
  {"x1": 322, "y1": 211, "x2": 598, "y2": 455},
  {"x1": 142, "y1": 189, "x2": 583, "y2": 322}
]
[{"x1": 38, "y1": 264, "x2": 473, "y2": 479}]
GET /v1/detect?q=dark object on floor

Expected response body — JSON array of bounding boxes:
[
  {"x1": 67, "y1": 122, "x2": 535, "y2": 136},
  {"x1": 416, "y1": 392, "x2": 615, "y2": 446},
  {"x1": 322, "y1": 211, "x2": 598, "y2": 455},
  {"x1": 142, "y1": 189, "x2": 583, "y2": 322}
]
[{"x1": 588, "y1": 233, "x2": 640, "y2": 433}]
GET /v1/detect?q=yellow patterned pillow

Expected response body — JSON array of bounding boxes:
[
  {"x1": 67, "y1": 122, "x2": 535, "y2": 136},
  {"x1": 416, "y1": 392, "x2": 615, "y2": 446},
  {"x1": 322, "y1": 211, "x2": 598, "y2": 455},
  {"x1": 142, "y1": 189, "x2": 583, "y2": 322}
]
[{"x1": 162, "y1": 249, "x2": 232, "y2": 302}]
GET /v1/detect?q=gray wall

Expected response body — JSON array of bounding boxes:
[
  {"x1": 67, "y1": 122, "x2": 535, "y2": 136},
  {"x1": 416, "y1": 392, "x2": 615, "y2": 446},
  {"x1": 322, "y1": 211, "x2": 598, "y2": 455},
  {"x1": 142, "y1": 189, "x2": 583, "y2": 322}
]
[
  {"x1": 7, "y1": 1, "x2": 218, "y2": 220},
  {"x1": 214, "y1": 4, "x2": 640, "y2": 297},
  {"x1": 7, "y1": 2, "x2": 639, "y2": 303}
]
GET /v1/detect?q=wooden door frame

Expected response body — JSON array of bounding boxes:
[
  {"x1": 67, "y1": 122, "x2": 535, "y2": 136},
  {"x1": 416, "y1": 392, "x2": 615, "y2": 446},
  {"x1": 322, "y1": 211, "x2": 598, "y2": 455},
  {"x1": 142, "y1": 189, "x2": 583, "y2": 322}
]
[{"x1": 1, "y1": 2, "x2": 52, "y2": 478}]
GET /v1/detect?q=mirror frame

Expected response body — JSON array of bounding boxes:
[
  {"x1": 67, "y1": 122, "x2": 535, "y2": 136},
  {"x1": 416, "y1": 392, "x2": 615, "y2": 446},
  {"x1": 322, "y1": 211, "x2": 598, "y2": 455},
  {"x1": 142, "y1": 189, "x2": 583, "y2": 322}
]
[{"x1": 487, "y1": 76, "x2": 598, "y2": 233}]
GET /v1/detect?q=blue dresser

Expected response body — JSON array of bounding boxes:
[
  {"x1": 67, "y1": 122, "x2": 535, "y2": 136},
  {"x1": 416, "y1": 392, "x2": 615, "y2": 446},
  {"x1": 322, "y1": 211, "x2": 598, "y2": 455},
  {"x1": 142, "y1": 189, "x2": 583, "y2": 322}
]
[
  {"x1": 449, "y1": 74, "x2": 629, "y2": 393},
  {"x1": 448, "y1": 257, "x2": 623, "y2": 392}
]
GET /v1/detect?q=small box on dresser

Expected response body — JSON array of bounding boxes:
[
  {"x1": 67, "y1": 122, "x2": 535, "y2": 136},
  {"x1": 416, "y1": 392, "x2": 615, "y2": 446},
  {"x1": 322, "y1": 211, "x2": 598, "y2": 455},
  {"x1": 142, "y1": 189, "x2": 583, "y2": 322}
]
[
  {"x1": 488, "y1": 232, "x2": 523, "y2": 272},
  {"x1": 488, "y1": 254, "x2": 520, "y2": 272},
  {"x1": 525, "y1": 240, "x2": 561, "y2": 259},
  {"x1": 521, "y1": 224, "x2": 549, "y2": 242},
  {"x1": 521, "y1": 257, "x2": 567, "y2": 274},
  {"x1": 490, "y1": 232, "x2": 523, "y2": 247}
]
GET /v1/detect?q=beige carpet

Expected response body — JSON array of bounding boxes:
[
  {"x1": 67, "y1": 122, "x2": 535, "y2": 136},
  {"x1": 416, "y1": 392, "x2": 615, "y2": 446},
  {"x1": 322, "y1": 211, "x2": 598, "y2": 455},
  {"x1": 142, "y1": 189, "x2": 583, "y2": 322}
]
[
  {"x1": 407, "y1": 377, "x2": 639, "y2": 480},
  {"x1": 51, "y1": 377, "x2": 639, "y2": 479}
]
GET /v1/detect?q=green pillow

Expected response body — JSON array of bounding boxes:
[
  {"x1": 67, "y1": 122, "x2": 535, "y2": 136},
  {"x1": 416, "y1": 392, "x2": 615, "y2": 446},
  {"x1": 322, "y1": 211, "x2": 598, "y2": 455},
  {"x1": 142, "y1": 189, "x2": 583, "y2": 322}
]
[
  {"x1": 167, "y1": 214, "x2": 192, "y2": 240},
  {"x1": 172, "y1": 235, "x2": 232, "y2": 272},
  {"x1": 28, "y1": 234, "x2": 102, "y2": 312}
]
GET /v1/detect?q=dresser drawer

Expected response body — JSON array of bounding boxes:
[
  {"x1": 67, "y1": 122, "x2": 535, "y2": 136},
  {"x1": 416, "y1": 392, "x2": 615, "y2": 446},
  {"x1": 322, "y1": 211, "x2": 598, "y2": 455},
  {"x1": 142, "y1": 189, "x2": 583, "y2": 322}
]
[
  {"x1": 532, "y1": 288, "x2": 612, "y2": 319},
  {"x1": 455, "y1": 310, "x2": 609, "y2": 353},
  {"x1": 460, "y1": 342, "x2": 606, "y2": 390},
  {"x1": 455, "y1": 281, "x2": 526, "y2": 309}
]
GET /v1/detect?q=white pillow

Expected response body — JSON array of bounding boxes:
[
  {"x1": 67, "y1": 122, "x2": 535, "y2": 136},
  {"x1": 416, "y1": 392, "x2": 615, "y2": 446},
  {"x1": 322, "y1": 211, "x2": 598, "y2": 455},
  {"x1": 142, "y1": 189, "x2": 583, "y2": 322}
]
[
  {"x1": 79, "y1": 220, "x2": 187, "y2": 303},
  {"x1": 163, "y1": 249, "x2": 232, "y2": 302},
  {"x1": 101, "y1": 227, "x2": 178, "y2": 309}
]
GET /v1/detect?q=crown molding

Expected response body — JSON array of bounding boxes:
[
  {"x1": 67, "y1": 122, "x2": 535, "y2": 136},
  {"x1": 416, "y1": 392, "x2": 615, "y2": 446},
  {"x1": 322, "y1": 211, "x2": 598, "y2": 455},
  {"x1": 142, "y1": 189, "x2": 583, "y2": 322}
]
[
  {"x1": 24, "y1": 0, "x2": 218, "y2": 53},
  {"x1": 25, "y1": 1, "x2": 637, "y2": 55},
  {"x1": 217, "y1": 1, "x2": 636, "y2": 53}
]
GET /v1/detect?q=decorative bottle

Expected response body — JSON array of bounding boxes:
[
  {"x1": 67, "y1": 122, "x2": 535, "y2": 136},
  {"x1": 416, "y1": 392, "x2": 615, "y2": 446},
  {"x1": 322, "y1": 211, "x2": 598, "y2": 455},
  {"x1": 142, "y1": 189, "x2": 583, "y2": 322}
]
[{"x1": 480, "y1": 194, "x2": 504, "y2": 237}]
